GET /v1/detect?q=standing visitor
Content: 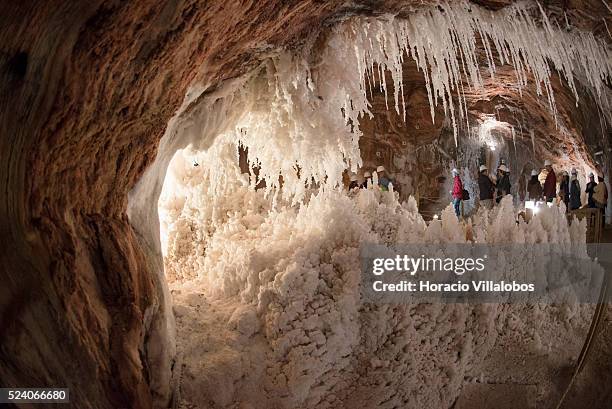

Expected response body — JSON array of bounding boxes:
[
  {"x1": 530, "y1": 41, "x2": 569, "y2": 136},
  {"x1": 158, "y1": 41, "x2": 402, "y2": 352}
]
[
  {"x1": 527, "y1": 169, "x2": 543, "y2": 201},
  {"x1": 543, "y1": 160, "x2": 557, "y2": 203},
  {"x1": 569, "y1": 168, "x2": 581, "y2": 210},
  {"x1": 585, "y1": 172, "x2": 597, "y2": 208},
  {"x1": 361, "y1": 171, "x2": 372, "y2": 189},
  {"x1": 496, "y1": 164, "x2": 511, "y2": 203},
  {"x1": 451, "y1": 168, "x2": 463, "y2": 218},
  {"x1": 377, "y1": 165, "x2": 391, "y2": 191},
  {"x1": 348, "y1": 174, "x2": 359, "y2": 190},
  {"x1": 559, "y1": 171, "x2": 570, "y2": 209},
  {"x1": 593, "y1": 173, "x2": 608, "y2": 216},
  {"x1": 478, "y1": 165, "x2": 495, "y2": 209}
]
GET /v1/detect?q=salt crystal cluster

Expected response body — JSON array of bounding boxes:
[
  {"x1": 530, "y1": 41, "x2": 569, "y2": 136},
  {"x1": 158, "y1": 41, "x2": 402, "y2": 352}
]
[
  {"x1": 213, "y1": 1, "x2": 611, "y2": 197},
  {"x1": 161, "y1": 142, "x2": 593, "y2": 407}
]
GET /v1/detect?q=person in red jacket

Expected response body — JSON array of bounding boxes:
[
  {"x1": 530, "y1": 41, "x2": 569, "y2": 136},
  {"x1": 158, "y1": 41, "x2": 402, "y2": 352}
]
[
  {"x1": 451, "y1": 168, "x2": 463, "y2": 218},
  {"x1": 542, "y1": 160, "x2": 557, "y2": 202}
]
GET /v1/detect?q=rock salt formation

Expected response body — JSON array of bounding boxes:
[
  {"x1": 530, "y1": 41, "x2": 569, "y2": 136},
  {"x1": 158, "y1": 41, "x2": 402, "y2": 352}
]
[
  {"x1": 159, "y1": 145, "x2": 597, "y2": 407},
  {"x1": 0, "y1": 1, "x2": 610, "y2": 408}
]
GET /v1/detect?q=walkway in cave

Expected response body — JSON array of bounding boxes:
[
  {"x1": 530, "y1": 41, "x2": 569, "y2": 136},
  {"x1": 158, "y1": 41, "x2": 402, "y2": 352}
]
[{"x1": 171, "y1": 287, "x2": 267, "y2": 409}]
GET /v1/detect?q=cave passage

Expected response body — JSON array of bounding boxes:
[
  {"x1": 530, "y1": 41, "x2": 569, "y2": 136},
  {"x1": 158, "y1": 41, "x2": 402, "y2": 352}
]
[
  {"x1": 143, "y1": 5, "x2": 611, "y2": 407},
  {"x1": 1, "y1": 1, "x2": 612, "y2": 409}
]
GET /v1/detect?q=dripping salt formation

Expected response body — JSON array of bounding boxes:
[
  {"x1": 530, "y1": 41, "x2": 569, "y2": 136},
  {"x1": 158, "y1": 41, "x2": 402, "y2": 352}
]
[{"x1": 205, "y1": 0, "x2": 612, "y2": 197}]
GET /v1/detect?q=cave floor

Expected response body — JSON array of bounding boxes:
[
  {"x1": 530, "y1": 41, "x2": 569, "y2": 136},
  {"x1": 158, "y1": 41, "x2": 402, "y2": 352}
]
[
  {"x1": 170, "y1": 284, "x2": 270, "y2": 409},
  {"x1": 168, "y1": 282, "x2": 591, "y2": 409}
]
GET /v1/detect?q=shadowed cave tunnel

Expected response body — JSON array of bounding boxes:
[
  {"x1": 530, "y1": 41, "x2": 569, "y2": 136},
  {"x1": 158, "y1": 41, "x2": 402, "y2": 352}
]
[{"x1": 1, "y1": 1, "x2": 612, "y2": 408}]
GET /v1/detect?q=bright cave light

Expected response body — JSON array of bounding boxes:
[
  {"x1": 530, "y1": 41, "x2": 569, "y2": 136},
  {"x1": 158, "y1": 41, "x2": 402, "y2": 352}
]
[
  {"x1": 478, "y1": 117, "x2": 511, "y2": 151},
  {"x1": 525, "y1": 200, "x2": 543, "y2": 214},
  {"x1": 158, "y1": 147, "x2": 205, "y2": 259}
]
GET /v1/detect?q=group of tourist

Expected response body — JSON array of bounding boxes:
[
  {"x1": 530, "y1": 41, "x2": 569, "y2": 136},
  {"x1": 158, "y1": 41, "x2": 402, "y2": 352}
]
[
  {"x1": 349, "y1": 165, "x2": 395, "y2": 191},
  {"x1": 348, "y1": 160, "x2": 608, "y2": 221},
  {"x1": 473, "y1": 162, "x2": 512, "y2": 208},
  {"x1": 452, "y1": 159, "x2": 608, "y2": 218},
  {"x1": 449, "y1": 162, "x2": 513, "y2": 217}
]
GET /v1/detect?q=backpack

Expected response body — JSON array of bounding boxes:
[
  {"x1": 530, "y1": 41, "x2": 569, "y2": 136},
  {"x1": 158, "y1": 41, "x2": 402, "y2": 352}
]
[{"x1": 462, "y1": 189, "x2": 470, "y2": 200}]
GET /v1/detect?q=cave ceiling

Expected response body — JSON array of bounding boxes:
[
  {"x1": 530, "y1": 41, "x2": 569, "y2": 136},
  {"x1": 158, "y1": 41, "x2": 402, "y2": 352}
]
[{"x1": 0, "y1": 0, "x2": 609, "y2": 218}]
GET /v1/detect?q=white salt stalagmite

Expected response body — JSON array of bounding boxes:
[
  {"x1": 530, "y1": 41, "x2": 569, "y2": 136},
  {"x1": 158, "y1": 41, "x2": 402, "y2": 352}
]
[{"x1": 160, "y1": 148, "x2": 593, "y2": 408}]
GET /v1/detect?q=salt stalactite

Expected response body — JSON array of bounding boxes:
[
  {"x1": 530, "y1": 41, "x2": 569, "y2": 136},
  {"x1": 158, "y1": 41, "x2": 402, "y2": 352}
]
[
  {"x1": 246, "y1": 1, "x2": 612, "y2": 196},
  {"x1": 330, "y1": 0, "x2": 611, "y2": 146},
  {"x1": 174, "y1": 1, "x2": 610, "y2": 205},
  {"x1": 230, "y1": 55, "x2": 365, "y2": 203}
]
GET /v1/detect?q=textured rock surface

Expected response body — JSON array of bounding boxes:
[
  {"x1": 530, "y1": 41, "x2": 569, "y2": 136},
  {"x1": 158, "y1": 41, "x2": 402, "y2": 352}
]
[{"x1": 0, "y1": 1, "x2": 610, "y2": 408}]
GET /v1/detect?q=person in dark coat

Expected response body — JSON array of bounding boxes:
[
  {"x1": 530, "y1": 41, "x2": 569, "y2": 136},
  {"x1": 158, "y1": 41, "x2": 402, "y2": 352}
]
[
  {"x1": 559, "y1": 171, "x2": 570, "y2": 209},
  {"x1": 527, "y1": 169, "x2": 542, "y2": 201},
  {"x1": 495, "y1": 164, "x2": 511, "y2": 203},
  {"x1": 542, "y1": 160, "x2": 557, "y2": 202},
  {"x1": 361, "y1": 171, "x2": 372, "y2": 189},
  {"x1": 377, "y1": 165, "x2": 391, "y2": 191},
  {"x1": 478, "y1": 164, "x2": 495, "y2": 209},
  {"x1": 585, "y1": 172, "x2": 597, "y2": 208},
  {"x1": 348, "y1": 174, "x2": 359, "y2": 190},
  {"x1": 569, "y1": 168, "x2": 581, "y2": 210}
]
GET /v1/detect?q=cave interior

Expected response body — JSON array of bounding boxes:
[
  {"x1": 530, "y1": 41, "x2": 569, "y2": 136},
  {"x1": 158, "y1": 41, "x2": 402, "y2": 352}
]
[{"x1": 1, "y1": 1, "x2": 612, "y2": 408}]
